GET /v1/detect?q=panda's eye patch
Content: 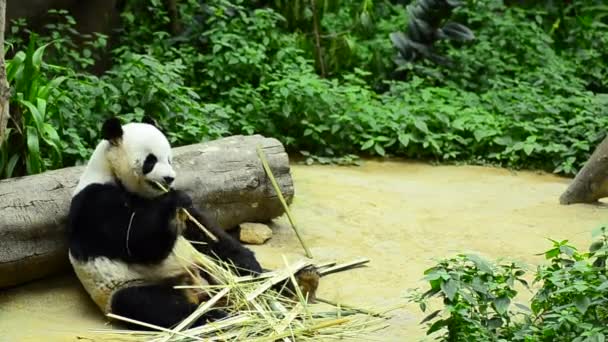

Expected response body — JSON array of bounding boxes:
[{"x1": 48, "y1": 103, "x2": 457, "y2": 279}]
[{"x1": 142, "y1": 154, "x2": 157, "y2": 174}]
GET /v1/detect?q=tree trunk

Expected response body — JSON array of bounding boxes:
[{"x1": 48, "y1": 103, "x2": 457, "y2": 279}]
[
  {"x1": 0, "y1": 0, "x2": 10, "y2": 144},
  {"x1": 560, "y1": 135, "x2": 608, "y2": 204},
  {"x1": 0, "y1": 135, "x2": 294, "y2": 289}
]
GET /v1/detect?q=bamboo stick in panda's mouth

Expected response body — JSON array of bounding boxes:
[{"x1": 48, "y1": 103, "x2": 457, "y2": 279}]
[{"x1": 154, "y1": 181, "x2": 219, "y2": 242}]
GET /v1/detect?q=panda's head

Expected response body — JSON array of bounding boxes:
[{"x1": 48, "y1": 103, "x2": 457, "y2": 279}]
[{"x1": 97, "y1": 117, "x2": 175, "y2": 198}]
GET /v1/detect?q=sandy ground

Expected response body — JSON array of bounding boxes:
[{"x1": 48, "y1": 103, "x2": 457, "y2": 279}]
[{"x1": 1, "y1": 160, "x2": 607, "y2": 341}]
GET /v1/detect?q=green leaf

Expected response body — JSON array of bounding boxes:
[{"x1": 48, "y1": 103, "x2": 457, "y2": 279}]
[
  {"x1": 574, "y1": 295, "x2": 591, "y2": 314},
  {"x1": 440, "y1": 279, "x2": 457, "y2": 301},
  {"x1": 36, "y1": 98, "x2": 47, "y2": 121},
  {"x1": 589, "y1": 241, "x2": 604, "y2": 253},
  {"x1": 487, "y1": 317, "x2": 503, "y2": 329},
  {"x1": 26, "y1": 125, "x2": 41, "y2": 174},
  {"x1": 523, "y1": 144, "x2": 534, "y2": 155},
  {"x1": 494, "y1": 296, "x2": 510, "y2": 315},
  {"x1": 420, "y1": 310, "x2": 441, "y2": 324},
  {"x1": 361, "y1": 139, "x2": 374, "y2": 150},
  {"x1": 413, "y1": 118, "x2": 429, "y2": 134},
  {"x1": 6, "y1": 51, "x2": 26, "y2": 82},
  {"x1": 544, "y1": 247, "x2": 560, "y2": 259},
  {"x1": 466, "y1": 254, "x2": 493, "y2": 274},
  {"x1": 5, "y1": 154, "x2": 19, "y2": 178},
  {"x1": 374, "y1": 143, "x2": 386, "y2": 156},
  {"x1": 398, "y1": 133, "x2": 411, "y2": 148},
  {"x1": 19, "y1": 100, "x2": 43, "y2": 133},
  {"x1": 590, "y1": 332, "x2": 606, "y2": 342},
  {"x1": 426, "y1": 319, "x2": 447, "y2": 334},
  {"x1": 38, "y1": 76, "x2": 67, "y2": 99},
  {"x1": 32, "y1": 42, "x2": 52, "y2": 70},
  {"x1": 597, "y1": 281, "x2": 608, "y2": 291}
]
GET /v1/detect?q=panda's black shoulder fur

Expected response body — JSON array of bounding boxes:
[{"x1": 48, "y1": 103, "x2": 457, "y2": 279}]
[{"x1": 67, "y1": 182, "x2": 188, "y2": 264}]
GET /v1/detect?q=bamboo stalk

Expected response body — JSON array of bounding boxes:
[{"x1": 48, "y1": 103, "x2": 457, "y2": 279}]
[
  {"x1": 160, "y1": 287, "x2": 231, "y2": 341},
  {"x1": 106, "y1": 313, "x2": 203, "y2": 341},
  {"x1": 154, "y1": 181, "x2": 218, "y2": 242},
  {"x1": 256, "y1": 145, "x2": 313, "y2": 258},
  {"x1": 318, "y1": 257, "x2": 370, "y2": 276},
  {"x1": 252, "y1": 317, "x2": 350, "y2": 342},
  {"x1": 245, "y1": 259, "x2": 311, "y2": 301},
  {"x1": 315, "y1": 298, "x2": 385, "y2": 318}
]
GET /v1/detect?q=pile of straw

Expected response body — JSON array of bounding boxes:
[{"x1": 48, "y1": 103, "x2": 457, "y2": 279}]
[{"x1": 91, "y1": 245, "x2": 394, "y2": 341}]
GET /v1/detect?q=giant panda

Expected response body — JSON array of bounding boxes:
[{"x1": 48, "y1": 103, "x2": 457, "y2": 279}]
[{"x1": 67, "y1": 117, "x2": 319, "y2": 329}]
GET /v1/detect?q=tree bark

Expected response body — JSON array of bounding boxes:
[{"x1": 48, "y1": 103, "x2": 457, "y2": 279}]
[
  {"x1": 0, "y1": 135, "x2": 294, "y2": 289},
  {"x1": 560, "y1": 135, "x2": 608, "y2": 204},
  {"x1": 0, "y1": 0, "x2": 10, "y2": 145}
]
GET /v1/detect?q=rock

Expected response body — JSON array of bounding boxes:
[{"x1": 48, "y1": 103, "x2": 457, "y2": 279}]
[{"x1": 239, "y1": 223, "x2": 273, "y2": 245}]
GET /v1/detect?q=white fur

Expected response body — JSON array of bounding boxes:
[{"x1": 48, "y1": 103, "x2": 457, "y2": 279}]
[{"x1": 74, "y1": 122, "x2": 175, "y2": 198}]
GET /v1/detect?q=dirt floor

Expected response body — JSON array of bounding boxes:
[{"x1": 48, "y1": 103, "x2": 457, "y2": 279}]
[{"x1": 1, "y1": 160, "x2": 607, "y2": 341}]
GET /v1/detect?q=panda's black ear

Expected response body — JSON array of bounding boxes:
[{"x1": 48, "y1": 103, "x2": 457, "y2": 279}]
[
  {"x1": 102, "y1": 117, "x2": 123, "y2": 144},
  {"x1": 141, "y1": 115, "x2": 158, "y2": 127}
]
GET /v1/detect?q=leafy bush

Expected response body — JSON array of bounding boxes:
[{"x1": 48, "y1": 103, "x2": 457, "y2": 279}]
[
  {"x1": 52, "y1": 52, "x2": 231, "y2": 166},
  {"x1": 1, "y1": 35, "x2": 66, "y2": 178},
  {"x1": 2, "y1": 0, "x2": 608, "y2": 178},
  {"x1": 408, "y1": 227, "x2": 608, "y2": 341}
]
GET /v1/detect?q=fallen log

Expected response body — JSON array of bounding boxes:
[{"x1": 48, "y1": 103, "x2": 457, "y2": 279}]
[
  {"x1": 560, "y1": 135, "x2": 608, "y2": 205},
  {"x1": 0, "y1": 135, "x2": 294, "y2": 289}
]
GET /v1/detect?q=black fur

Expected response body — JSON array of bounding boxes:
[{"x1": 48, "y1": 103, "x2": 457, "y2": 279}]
[
  {"x1": 68, "y1": 183, "x2": 190, "y2": 263},
  {"x1": 142, "y1": 153, "x2": 158, "y2": 175},
  {"x1": 68, "y1": 183, "x2": 262, "y2": 273},
  {"x1": 110, "y1": 283, "x2": 227, "y2": 330},
  {"x1": 102, "y1": 118, "x2": 123, "y2": 143}
]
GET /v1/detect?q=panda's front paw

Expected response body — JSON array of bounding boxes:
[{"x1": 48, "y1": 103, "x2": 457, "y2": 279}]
[
  {"x1": 161, "y1": 189, "x2": 193, "y2": 209},
  {"x1": 236, "y1": 256, "x2": 263, "y2": 276}
]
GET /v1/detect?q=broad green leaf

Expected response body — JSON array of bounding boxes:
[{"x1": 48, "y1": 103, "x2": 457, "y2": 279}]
[
  {"x1": 597, "y1": 281, "x2": 608, "y2": 291},
  {"x1": 440, "y1": 278, "x2": 457, "y2": 301},
  {"x1": 426, "y1": 319, "x2": 447, "y2": 334},
  {"x1": 26, "y1": 125, "x2": 41, "y2": 174},
  {"x1": 361, "y1": 139, "x2": 374, "y2": 150},
  {"x1": 5, "y1": 154, "x2": 19, "y2": 178},
  {"x1": 38, "y1": 76, "x2": 67, "y2": 99},
  {"x1": 6, "y1": 51, "x2": 26, "y2": 82},
  {"x1": 374, "y1": 143, "x2": 385, "y2": 156},
  {"x1": 19, "y1": 99, "x2": 43, "y2": 132},
  {"x1": 32, "y1": 42, "x2": 53, "y2": 70},
  {"x1": 398, "y1": 133, "x2": 411, "y2": 147},
  {"x1": 37, "y1": 98, "x2": 47, "y2": 121},
  {"x1": 487, "y1": 317, "x2": 503, "y2": 329},
  {"x1": 523, "y1": 144, "x2": 534, "y2": 155},
  {"x1": 466, "y1": 254, "x2": 493, "y2": 274},
  {"x1": 413, "y1": 118, "x2": 429, "y2": 134},
  {"x1": 494, "y1": 296, "x2": 510, "y2": 315},
  {"x1": 574, "y1": 294, "x2": 591, "y2": 314}
]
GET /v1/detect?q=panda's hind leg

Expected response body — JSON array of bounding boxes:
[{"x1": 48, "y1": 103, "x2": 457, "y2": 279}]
[{"x1": 110, "y1": 283, "x2": 227, "y2": 330}]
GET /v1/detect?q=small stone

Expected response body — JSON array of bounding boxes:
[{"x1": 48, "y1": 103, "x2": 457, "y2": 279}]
[{"x1": 239, "y1": 222, "x2": 273, "y2": 245}]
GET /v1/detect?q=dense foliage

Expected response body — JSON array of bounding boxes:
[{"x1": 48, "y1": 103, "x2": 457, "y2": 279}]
[
  {"x1": 1, "y1": 0, "x2": 607, "y2": 178},
  {"x1": 407, "y1": 227, "x2": 608, "y2": 341}
]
